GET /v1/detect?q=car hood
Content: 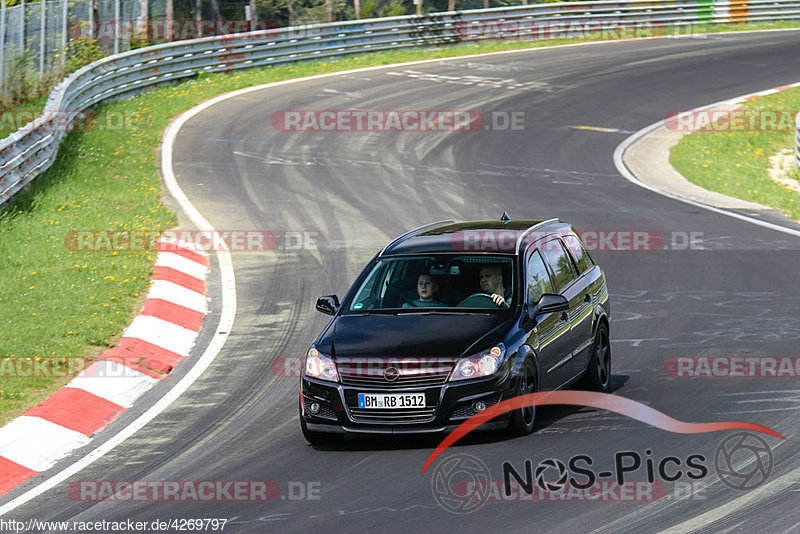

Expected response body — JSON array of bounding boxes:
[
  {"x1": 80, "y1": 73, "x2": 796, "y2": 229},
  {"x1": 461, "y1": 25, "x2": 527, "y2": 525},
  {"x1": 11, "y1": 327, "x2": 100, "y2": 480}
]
[{"x1": 323, "y1": 313, "x2": 512, "y2": 358}]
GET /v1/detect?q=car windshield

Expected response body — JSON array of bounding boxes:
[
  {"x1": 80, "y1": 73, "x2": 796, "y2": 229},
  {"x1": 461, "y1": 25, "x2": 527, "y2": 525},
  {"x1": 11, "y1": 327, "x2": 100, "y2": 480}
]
[{"x1": 345, "y1": 255, "x2": 515, "y2": 313}]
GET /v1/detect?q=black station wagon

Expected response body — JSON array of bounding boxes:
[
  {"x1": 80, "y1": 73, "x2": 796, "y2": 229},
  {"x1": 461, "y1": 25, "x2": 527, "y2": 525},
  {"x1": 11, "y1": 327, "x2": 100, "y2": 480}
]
[{"x1": 299, "y1": 216, "x2": 611, "y2": 444}]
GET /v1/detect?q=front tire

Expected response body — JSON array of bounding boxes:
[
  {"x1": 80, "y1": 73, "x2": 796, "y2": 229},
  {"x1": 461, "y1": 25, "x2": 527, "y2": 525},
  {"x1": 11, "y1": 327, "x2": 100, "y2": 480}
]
[
  {"x1": 507, "y1": 358, "x2": 538, "y2": 436},
  {"x1": 583, "y1": 322, "x2": 611, "y2": 392}
]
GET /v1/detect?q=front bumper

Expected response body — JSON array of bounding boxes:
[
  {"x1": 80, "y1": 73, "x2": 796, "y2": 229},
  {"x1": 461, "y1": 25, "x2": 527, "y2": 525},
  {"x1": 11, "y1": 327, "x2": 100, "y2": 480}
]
[{"x1": 300, "y1": 368, "x2": 515, "y2": 435}]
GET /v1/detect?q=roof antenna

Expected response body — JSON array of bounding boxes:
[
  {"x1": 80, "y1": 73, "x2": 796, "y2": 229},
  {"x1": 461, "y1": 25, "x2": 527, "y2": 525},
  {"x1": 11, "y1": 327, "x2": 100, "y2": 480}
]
[{"x1": 501, "y1": 212, "x2": 511, "y2": 222}]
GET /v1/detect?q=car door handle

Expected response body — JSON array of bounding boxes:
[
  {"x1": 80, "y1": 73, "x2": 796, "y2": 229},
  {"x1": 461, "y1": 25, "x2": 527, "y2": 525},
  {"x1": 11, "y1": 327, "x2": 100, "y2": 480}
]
[
  {"x1": 560, "y1": 312, "x2": 569, "y2": 321},
  {"x1": 584, "y1": 293, "x2": 591, "y2": 303}
]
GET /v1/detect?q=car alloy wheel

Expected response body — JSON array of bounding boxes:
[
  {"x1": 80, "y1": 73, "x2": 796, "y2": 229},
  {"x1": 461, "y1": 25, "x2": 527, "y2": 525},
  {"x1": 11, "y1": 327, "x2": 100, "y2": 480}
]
[
  {"x1": 507, "y1": 358, "x2": 537, "y2": 436},
  {"x1": 584, "y1": 322, "x2": 611, "y2": 392}
]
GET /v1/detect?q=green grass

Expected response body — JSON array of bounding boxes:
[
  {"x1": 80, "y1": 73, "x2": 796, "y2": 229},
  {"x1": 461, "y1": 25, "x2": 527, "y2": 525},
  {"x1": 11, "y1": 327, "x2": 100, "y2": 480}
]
[
  {"x1": 671, "y1": 87, "x2": 800, "y2": 220},
  {"x1": 0, "y1": 99, "x2": 176, "y2": 422},
  {"x1": 2, "y1": 21, "x2": 800, "y2": 424},
  {"x1": 0, "y1": 94, "x2": 50, "y2": 141}
]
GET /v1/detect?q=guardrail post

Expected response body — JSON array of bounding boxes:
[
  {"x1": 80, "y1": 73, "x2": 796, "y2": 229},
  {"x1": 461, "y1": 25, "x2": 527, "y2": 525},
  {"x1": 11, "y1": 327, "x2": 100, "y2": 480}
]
[
  {"x1": 796, "y1": 112, "x2": 800, "y2": 170},
  {"x1": 195, "y1": 0, "x2": 201, "y2": 37},
  {"x1": 38, "y1": 0, "x2": 44, "y2": 77},
  {"x1": 113, "y1": 0, "x2": 119, "y2": 54},
  {"x1": 0, "y1": 0, "x2": 6, "y2": 93},
  {"x1": 60, "y1": 0, "x2": 66, "y2": 68},
  {"x1": 166, "y1": 0, "x2": 173, "y2": 41},
  {"x1": 19, "y1": 0, "x2": 23, "y2": 51}
]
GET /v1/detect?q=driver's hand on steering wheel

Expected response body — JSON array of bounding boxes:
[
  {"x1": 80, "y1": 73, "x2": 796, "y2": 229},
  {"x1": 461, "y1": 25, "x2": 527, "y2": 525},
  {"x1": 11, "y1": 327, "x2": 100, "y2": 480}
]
[{"x1": 491, "y1": 293, "x2": 506, "y2": 307}]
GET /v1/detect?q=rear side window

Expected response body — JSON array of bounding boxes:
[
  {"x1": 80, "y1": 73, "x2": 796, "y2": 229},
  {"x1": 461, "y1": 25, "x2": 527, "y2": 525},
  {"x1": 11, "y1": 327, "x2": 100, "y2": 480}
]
[
  {"x1": 541, "y1": 239, "x2": 576, "y2": 291},
  {"x1": 526, "y1": 251, "x2": 554, "y2": 303},
  {"x1": 563, "y1": 234, "x2": 594, "y2": 275}
]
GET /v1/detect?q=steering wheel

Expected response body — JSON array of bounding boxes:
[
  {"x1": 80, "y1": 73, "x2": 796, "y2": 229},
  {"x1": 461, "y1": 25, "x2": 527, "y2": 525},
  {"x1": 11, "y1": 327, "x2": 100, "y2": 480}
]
[{"x1": 456, "y1": 293, "x2": 497, "y2": 308}]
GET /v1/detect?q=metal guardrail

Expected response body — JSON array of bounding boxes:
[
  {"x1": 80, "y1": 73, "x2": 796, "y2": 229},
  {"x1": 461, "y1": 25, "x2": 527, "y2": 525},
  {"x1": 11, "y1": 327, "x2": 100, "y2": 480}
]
[{"x1": 3, "y1": 0, "x2": 800, "y2": 206}]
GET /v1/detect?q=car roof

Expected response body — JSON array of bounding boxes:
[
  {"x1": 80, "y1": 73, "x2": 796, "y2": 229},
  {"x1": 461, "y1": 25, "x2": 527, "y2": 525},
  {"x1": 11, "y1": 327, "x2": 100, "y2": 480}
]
[{"x1": 380, "y1": 219, "x2": 569, "y2": 256}]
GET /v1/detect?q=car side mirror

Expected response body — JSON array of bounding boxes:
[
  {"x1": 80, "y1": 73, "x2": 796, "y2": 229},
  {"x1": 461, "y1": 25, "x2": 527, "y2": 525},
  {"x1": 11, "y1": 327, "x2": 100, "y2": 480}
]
[
  {"x1": 536, "y1": 293, "x2": 569, "y2": 314},
  {"x1": 524, "y1": 293, "x2": 568, "y2": 327},
  {"x1": 527, "y1": 293, "x2": 569, "y2": 322},
  {"x1": 316, "y1": 295, "x2": 340, "y2": 316}
]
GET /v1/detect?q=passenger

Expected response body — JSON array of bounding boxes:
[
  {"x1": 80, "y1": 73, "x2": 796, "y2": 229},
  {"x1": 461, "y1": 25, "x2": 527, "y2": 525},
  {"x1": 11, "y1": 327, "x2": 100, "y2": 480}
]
[
  {"x1": 479, "y1": 266, "x2": 511, "y2": 307},
  {"x1": 403, "y1": 274, "x2": 447, "y2": 308}
]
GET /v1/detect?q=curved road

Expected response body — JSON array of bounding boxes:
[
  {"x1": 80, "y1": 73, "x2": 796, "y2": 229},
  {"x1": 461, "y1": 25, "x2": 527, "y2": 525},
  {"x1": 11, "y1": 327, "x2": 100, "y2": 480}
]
[{"x1": 6, "y1": 30, "x2": 800, "y2": 533}]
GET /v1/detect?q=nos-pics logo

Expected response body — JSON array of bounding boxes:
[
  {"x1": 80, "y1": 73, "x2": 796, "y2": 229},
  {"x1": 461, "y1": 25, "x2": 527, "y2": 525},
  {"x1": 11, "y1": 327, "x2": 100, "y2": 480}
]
[{"x1": 431, "y1": 431, "x2": 774, "y2": 513}]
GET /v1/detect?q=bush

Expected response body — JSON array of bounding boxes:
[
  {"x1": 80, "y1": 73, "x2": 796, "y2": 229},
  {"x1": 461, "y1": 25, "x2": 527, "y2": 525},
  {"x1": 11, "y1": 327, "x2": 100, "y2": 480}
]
[
  {"x1": 65, "y1": 39, "x2": 105, "y2": 74},
  {"x1": 1, "y1": 51, "x2": 35, "y2": 107},
  {"x1": 379, "y1": 0, "x2": 406, "y2": 16}
]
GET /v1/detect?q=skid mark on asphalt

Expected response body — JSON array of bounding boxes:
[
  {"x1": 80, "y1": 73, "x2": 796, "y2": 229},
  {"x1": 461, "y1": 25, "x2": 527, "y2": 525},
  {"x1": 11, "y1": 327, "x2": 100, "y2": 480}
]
[
  {"x1": 319, "y1": 87, "x2": 363, "y2": 98},
  {"x1": 385, "y1": 69, "x2": 574, "y2": 92},
  {"x1": 443, "y1": 61, "x2": 538, "y2": 73},
  {"x1": 614, "y1": 290, "x2": 800, "y2": 346},
  {"x1": 711, "y1": 390, "x2": 800, "y2": 415}
]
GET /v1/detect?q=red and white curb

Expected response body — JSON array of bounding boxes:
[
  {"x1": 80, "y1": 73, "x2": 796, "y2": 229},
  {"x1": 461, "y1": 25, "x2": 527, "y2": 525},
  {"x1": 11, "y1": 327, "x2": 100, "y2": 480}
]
[
  {"x1": 737, "y1": 82, "x2": 800, "y2": 102},
  {"x1": 0, "y1": 238, "x2": 209, "y2": 496}
]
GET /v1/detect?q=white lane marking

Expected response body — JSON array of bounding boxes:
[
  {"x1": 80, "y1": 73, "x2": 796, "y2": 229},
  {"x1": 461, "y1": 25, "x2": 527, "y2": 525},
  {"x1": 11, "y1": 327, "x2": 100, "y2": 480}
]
[
  {"x1": 4, "y1": 26, "x2": 800, "y2": 515},
  {"x1": 147, "y1": 280, "x2": 208, "y2": 313},
  {"x1": 720, "y1": 390, "x2": 800, "y2": 395},
  {"x1": 123, "y1": 316, "x2": 198, "y2": 356},
  {"x1": 69, "y1": 362, "x2": 158, "y2": 408},
  {"x1": 154, "y1": 251, "x2": 208, "y2": 280},
  {"x1": 613, "y1": 89, "x2": 800, "y2": 239},
  {"x1": 0, "y1": 418, "x2": 90, "y2": 472},
  {"x1": 614, "y1": 338, "x2": 670, "y2": 347},
  {"x1": 659, "y1": 463, "x2": 800, "y2": 533}
]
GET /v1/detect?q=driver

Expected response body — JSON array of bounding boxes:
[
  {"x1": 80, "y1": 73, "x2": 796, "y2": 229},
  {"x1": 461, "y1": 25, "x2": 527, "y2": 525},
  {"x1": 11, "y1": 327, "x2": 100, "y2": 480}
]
[
  {"x1": 403, "y1": 274, "x2": 447, "y2": 308},
  {"x1": 479, "y1": 266, "x2": 511, "y2": 307}
]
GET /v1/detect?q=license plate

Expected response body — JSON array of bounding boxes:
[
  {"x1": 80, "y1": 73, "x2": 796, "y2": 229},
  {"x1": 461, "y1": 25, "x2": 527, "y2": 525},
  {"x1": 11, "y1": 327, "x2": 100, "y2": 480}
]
[{"x1": 357, "y1": 392, "x2": 426, "y2": 409}]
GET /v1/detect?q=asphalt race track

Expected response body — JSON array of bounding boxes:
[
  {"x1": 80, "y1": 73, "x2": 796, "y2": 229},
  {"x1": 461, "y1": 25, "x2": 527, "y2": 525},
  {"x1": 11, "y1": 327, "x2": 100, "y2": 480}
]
[{"x1": 6, "y1": 30, "x2": 800, "y2": 533}]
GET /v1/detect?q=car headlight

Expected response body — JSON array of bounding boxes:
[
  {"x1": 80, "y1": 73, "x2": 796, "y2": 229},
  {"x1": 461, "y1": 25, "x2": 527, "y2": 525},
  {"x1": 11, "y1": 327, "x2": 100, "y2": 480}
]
[
  {"x1": 304, "y1": 347, "x2": 339, "y2": 382},
  {"x1": 450, "y1": 344, "x2": 506, "y2": 381}
]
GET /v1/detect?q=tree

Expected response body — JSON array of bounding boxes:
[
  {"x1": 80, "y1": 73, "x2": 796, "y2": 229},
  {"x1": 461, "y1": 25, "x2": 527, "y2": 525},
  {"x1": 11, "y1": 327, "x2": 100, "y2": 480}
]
[{"x1": 285, "y1": 0, "x2": 294, "y2": 25}]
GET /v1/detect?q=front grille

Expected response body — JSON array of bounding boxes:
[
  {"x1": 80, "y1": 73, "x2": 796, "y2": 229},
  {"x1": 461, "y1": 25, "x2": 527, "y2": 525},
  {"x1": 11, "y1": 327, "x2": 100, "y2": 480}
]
[
  {"x1": 337, "y1": 356, "x2": 457, "y2": 389},
  {"x1": 349, "y1": 407, "x2": 437, "y2": 424}
]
